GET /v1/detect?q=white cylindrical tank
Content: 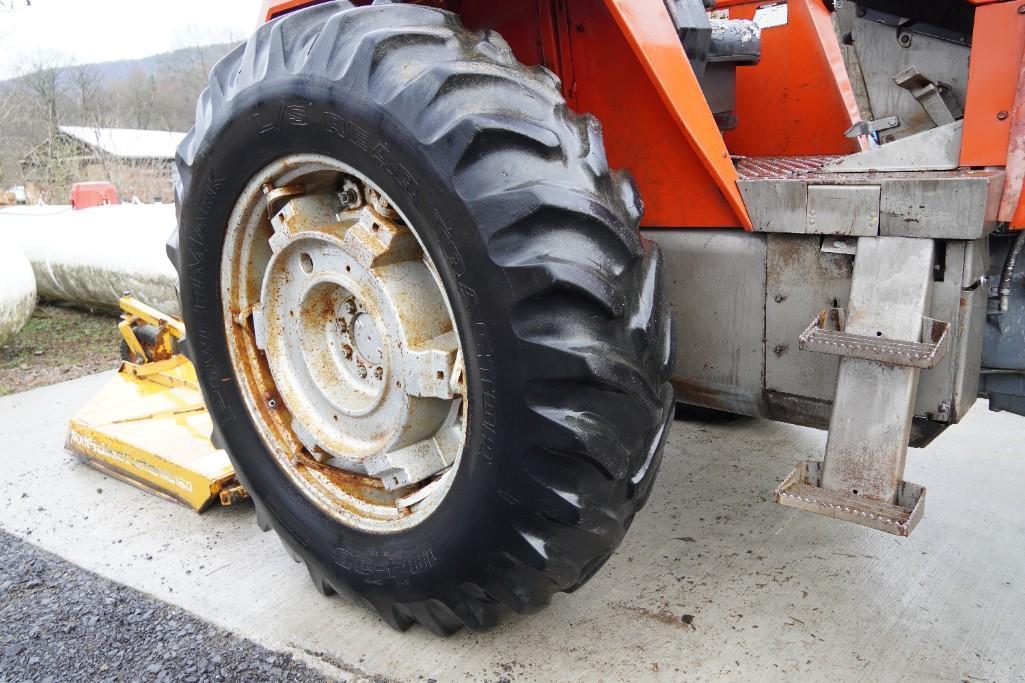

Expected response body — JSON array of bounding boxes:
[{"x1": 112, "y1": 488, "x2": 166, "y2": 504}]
[
  {"x1": 0, "y1": 204, "x2": 179, "y2": 314},
  {"x1": 0, "y1": 238, "x2": 37, "y2": 346}
]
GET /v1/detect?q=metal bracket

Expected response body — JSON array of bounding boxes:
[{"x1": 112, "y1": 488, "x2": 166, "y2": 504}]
[
  {"x1": 775, "y1": 460, "x2": 925, "y2": 536},
  {"x1": 844, "y1": 116, "x2": 899, "y2": 139},
  {"x1": 822, "y1": 120, "x2": 963, "y2": 173},
  {"x1": 799, "y1": 308, "x2": 950, "y2": 369},
  {"x1": 893, "y1": 66, "x2": 962, "y2": 127}
]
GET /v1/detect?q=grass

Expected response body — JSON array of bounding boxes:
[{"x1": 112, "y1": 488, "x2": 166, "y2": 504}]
[{"x1": 0, "y1": 303, "x2": 122, "y2": 396}]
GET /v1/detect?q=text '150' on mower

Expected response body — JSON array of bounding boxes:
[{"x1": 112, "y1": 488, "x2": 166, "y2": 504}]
[{"x1": 69, "y1": 0, "x2": 1025, "y2": 636}]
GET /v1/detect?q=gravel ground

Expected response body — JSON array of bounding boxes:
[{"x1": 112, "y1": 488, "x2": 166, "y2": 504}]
[{"x1": 0, "y1": 530, "x2": 332, "y2": 683}]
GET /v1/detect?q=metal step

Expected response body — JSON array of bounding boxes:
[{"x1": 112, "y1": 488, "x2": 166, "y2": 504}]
[
  {"x1": 775, "y1": 236, "x2": 936, "y2": 535},
  {"x1": 799, "y1": 308, "x2": 950, "y2": 369},
  {"x1": 774, "y1": 460, "x2": 925, "y2": 536}
]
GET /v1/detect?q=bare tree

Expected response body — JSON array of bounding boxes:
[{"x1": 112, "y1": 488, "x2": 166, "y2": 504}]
[
  {"x1": 16, "y1": 51, "x2": 71, "y2": 130},
  {"x1": 0, "y1": 84, "x2": 14, "y2": 129},
  {"x1": 0, "y1": 0, "x2": 30, "y2": 129},
  {"x1": 20, "y1": 129, "x2": 82, "y2": 202},
  {"x1": 0, "y1": 32, "x2": 239, "y2": 200},
  {"x1": 68, "y1": 62, "x2": 105, "y2": 125},
  {"x1": 121, "y1": 68, "x2": 158, "y2": 129}
]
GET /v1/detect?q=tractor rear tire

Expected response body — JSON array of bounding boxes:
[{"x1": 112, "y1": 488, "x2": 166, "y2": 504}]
[{"x1": 170, "y1": 1, "x2": 674, "y2": 635}]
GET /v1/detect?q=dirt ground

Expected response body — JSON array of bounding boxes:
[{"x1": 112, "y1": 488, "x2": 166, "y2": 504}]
[{"x1": 0, "y1": 303, "x2": 122, "y2": 396}]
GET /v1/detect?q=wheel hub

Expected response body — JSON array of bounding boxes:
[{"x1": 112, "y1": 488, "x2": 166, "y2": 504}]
[
  {"x1": 352, "y1": 312, "x2": 383, "y2": 365},
  {"x1": 221, "y1": 155, "x2": 467, "y2": 530},
  {"x1": 253, "y1": 194, "x2": 460, "y2": 490}
]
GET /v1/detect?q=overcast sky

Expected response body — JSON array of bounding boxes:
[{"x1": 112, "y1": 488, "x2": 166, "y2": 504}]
[{"x1": 0, "y1": 0, "x2": 259, "y2": 79}]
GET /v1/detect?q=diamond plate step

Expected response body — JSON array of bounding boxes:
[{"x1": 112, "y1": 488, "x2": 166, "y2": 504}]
[
  {"x1": 799, "y1": 308, "x2": 950, "y2": 369},
  {"x1": 774, "y1": 461, "x2": 925, "y2": 536}
]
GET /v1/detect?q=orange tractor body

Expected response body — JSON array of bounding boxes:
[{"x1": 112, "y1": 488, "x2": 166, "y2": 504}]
[{"x1": 260, "y1": 0, "x2": 1025, "y2": 230}]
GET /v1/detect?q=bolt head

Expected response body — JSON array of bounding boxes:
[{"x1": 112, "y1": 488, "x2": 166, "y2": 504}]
[
  {"x1": 997, "y1": 111, "x2": 1010, "y2": 121},
  {"x1": 342, "y1": 344, "x2": 353, "y2": 359},
  {"x1": 357, "y1": 365, "x2": 368, "y2": 378}
]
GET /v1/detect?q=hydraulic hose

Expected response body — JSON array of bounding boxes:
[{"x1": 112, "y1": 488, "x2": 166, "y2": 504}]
[{"x1": 999, "y1": 230, "x2": 1025, "y2": 314}]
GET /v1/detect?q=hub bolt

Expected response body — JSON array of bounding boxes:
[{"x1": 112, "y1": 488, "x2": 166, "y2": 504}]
[
  {"x1": 357, "y1": 365, "x2": 368, "y2": 379},
  {"x1": 343, "y1": 300, "x2": 356, "y2": 315},
  {"x1": 342, "y1": 344, "x2": 353, "y2": 359},
  {"x1": 374, "y1": 367, "x2": 383, "y2": 380}
]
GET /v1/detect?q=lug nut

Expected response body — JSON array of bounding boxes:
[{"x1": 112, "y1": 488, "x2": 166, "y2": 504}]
[
  {"x1": 342, "y1": 344, "x2": 353, "y2": 359},
  {"x1": 357, "y1": 365, "x2": 368, "y2": 378},
  {"x1": 343, "y1": 300, "x2": 356, "y2": 315},
  {"x1": 338, "y1": 319, "x2": 347, "y2": 333},
  {"x1": 339, "y1": 180, "x2": 363, "y2": 209},
  {"x1": 374, "y1": 367, "x2": 383, "y2": 380}
]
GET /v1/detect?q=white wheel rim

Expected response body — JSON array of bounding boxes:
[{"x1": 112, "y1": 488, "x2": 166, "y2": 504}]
[{"x1": 221, "y1": 155, "x2": 467, "y2": 532}]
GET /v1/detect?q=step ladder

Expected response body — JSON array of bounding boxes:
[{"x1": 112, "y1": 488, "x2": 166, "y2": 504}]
[{"x1": 774, "y1": 236, "x2": 951, "y2": 536}]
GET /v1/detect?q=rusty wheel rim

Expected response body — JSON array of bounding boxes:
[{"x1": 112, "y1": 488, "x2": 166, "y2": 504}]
[{"x1": 221, "y1": 155, "x2": 467, "y2": 532}]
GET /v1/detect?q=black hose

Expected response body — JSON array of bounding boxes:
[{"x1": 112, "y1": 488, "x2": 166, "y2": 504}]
[{"x1": 999, "y1": 230, "x2": 1025, "y2": 313}]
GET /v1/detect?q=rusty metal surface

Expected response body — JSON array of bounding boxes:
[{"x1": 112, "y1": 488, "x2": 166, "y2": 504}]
[
  {"x1": 645, "y1": 229, "x2": 768, "y2": 416},
  {"x1": 656, "y1": 230, "x2": 983, "y2": 435},
  {"x1": 734, "y1": 155, "x2": 1003, "y2": 184},
  {"x1": 774, "y1": 460, "x2": 925, "y2": 537},
  {"x1": 799, "y1": 308, "x2": 950, "y2": 370},
  {"x1": 1000, "y1": 51, "x2": 1025, "y2": 224},
  {"x1": 806, "y1": 184, "x2": 880, "y2": 236},
  {"x1": 818, "y1": 236, "x2": 934, "y2": 506},
  {"x1": 764, "y1": 235, "x2": 851, "y2": 404},
  {"x1": 734, "y1": 155, "x2": 840, "y2": 179},
  {"x1": 737, "y1": 156, "x2": 1003, "y2": 238},
  {"x1": 220, "y1": 154, "x2": 467, "y2": 532},
  {"x1": 66, "y1": 298, "x2": 242, "y2": 513},
  {"x1": 822, "y1": 121, "x2": 963, "y2": 173}
]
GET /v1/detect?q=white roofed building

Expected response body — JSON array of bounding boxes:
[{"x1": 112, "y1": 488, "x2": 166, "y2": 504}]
[
  {"x1": 21, "y1": 126, "x2": 187, "y2": 203},
  {"x1": 56, "y1": 126, "x2": 186, "y2": 161}
]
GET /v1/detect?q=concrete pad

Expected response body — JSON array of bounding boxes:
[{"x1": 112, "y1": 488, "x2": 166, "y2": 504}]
[{"x1": 1, "y1": 372, "x2": 1023, "y2": 681}]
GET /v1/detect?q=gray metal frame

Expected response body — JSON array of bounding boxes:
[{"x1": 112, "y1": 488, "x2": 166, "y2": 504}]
[{"x1": 648, "y1": 230, "x2": 987, "y2": 437}]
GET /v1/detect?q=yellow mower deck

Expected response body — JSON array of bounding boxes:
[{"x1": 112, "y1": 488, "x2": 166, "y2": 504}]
[{"x1": 65, "y1": 297, "x2": 245, "y2": 512}]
